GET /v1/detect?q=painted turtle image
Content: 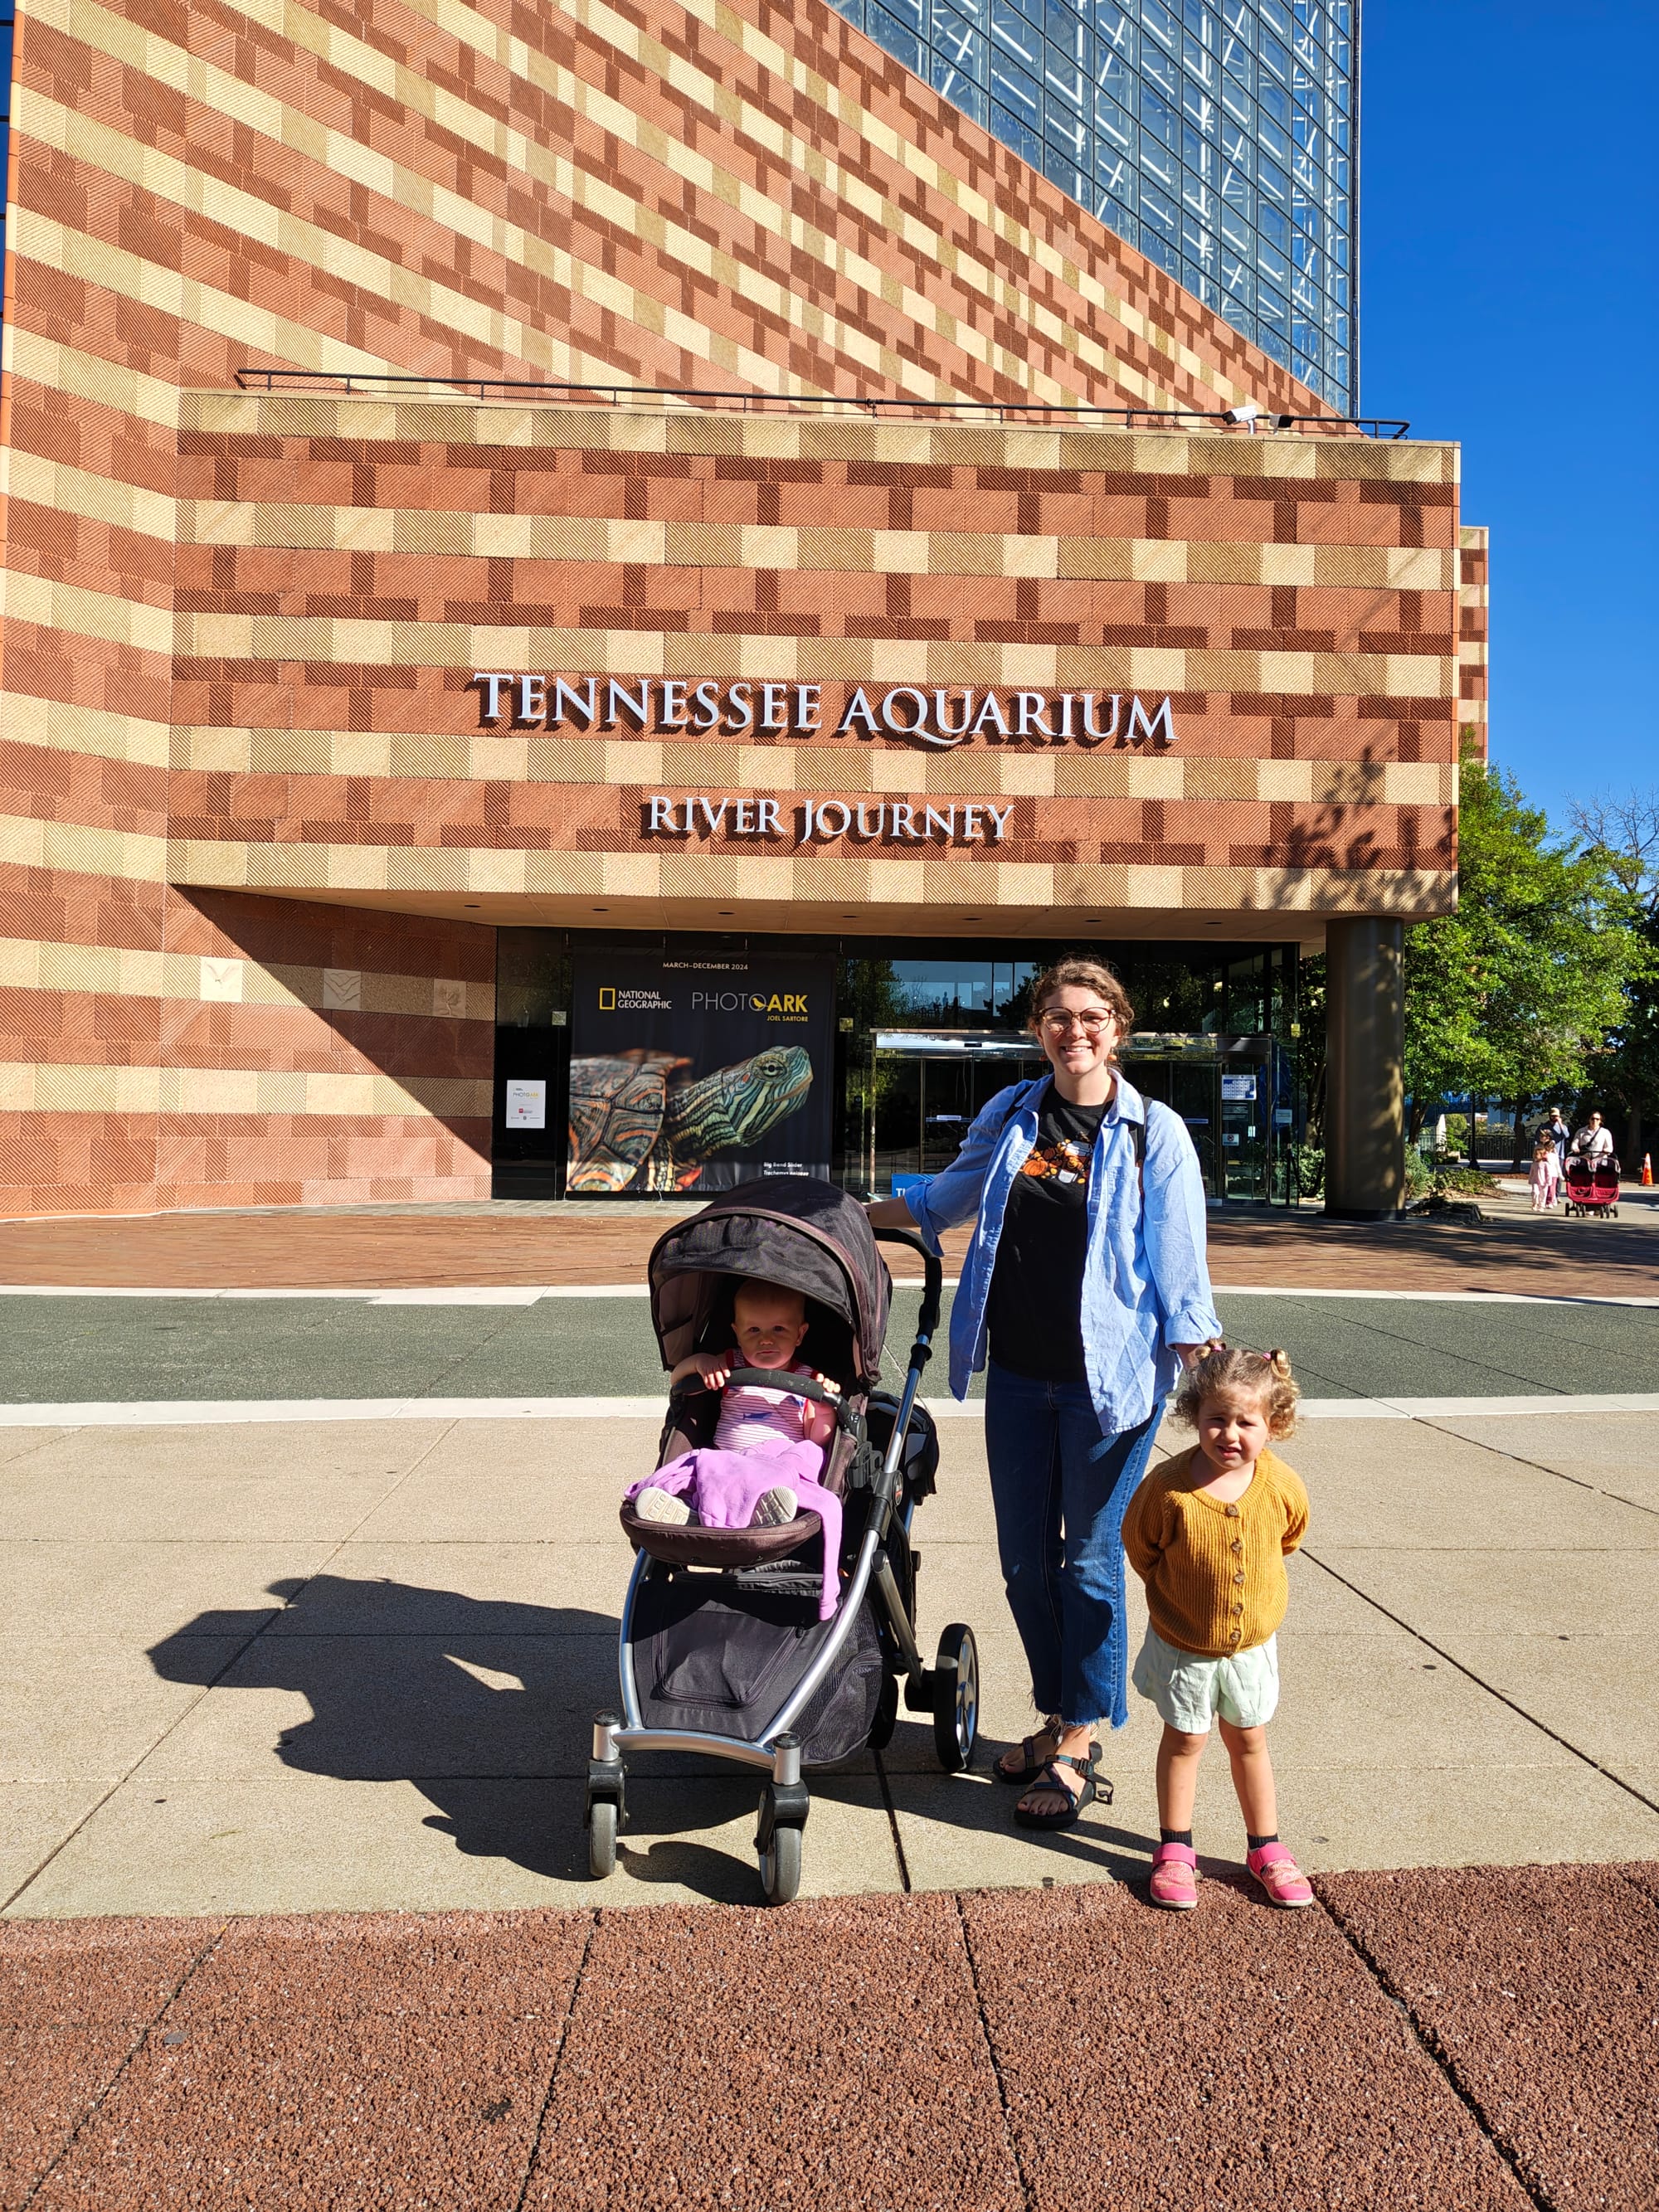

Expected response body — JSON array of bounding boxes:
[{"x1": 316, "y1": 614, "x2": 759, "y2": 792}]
[{"x1": 567, "y1": 1044, "x2": 813, "y2": 1194}]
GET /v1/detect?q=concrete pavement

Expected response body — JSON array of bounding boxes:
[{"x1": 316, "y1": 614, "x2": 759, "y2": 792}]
[{"x1": 4, "y1": 1389, "x2": 1657, "y2": 1919}]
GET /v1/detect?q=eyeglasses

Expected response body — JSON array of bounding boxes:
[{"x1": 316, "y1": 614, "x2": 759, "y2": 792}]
[{"x1": 1039, "y1": 1010, "x2": 1116, "y2": 1036}]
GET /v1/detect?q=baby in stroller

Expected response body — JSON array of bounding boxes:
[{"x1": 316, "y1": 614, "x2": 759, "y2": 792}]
[{"x1": 630, "y1": 1277, "x2": 843, "y2": 1535}]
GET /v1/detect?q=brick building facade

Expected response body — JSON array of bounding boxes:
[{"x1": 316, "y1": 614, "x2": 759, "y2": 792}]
[{"x1": 0, "y1": 0, "x2": 1483, "y2": 1216}]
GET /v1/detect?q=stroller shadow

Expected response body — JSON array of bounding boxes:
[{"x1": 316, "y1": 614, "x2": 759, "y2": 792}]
[
  {"x1": 145, "y1": 1575, "x2": 883, "y2": 1897},
  {"x1": 148, "y1": 1575, "x2": 633, "y2": 1883}
]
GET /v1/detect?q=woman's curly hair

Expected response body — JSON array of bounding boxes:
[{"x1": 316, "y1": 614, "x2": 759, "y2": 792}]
[{"x1": 1170, "y1": 1345, "x2": 1300, "y2": 1439}]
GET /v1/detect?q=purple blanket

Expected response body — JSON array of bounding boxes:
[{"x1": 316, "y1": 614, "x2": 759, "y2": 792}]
[{"x1": 628, "y1": 1441, "x2": 842, "y2": 1620}]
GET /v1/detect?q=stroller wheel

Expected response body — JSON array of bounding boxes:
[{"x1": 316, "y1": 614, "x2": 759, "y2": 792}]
[
  {"x1": 757, "y1": 1791, "x2": 804, "y2": 1906},
  {"x1": 932, "y1": 1623, "x2": 980, "y2": 1773},
  {"x1": 587, "y1": 1797, "x2": 618, "y2": 1879},
  {"x1": 867, "y1": 1670, "x2": 899, "y2": 1752}
]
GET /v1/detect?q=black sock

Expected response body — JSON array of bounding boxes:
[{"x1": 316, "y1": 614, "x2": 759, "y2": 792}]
[
  {"x1": 1159, "y1": 1827, "x2": 1193, "y2": 1847},
  {"x1": 1248, "y1": 1830, "x2": 1278, "y2": 1851}
]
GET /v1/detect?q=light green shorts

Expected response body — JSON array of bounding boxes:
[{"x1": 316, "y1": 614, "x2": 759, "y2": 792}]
[{"x1": 1131, "y1": 1622, "x2": 1280, "y2": 1732}]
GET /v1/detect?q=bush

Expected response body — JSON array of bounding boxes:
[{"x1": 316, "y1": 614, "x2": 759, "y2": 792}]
[{"x1": 1292, "y1": 1144, "x2": 1324, "y2": 1198}]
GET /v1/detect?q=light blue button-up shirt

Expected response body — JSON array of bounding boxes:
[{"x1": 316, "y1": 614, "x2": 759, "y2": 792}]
[{"x1": 903, "y1": 1072, "x2": 1223, "y2": 1435}]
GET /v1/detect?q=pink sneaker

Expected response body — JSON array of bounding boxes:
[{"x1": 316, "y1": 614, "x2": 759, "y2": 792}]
[
  {"x1": 1148, "y1": 1841, "x2": 1198, "y2": 1910},
  {"x1": 1247, "y1": 1842, "x2": 1314, "y2": 1908}
]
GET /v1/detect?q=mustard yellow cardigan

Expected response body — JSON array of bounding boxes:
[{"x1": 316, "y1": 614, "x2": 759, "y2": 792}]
[{"x1": 1123, "y1": 1443, "x2": 1309, "y2": 1659}]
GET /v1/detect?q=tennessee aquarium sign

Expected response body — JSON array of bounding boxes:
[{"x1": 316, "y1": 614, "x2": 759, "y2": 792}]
[{"x1": 469, "y1": 673, "x2": 1179, "y2": 848}]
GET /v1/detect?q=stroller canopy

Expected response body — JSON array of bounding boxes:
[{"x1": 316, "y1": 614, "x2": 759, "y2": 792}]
[{"x1": 648, "y1": 1177, "x2": 892, "y2": 1389}]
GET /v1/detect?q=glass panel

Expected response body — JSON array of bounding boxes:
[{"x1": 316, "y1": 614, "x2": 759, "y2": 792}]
[
  {"x1": 1219, "y1": 193, "x2": 1253, "y2": 250},
  {"x1": 1141, "y1": 83, "x2": 1180, "y2": 148},
  {"x1": 1259, "y1": 0, "x2": 1291, "y2": 32},
  {"x1": 991, "y1": 50, "x2": 1043, "y2": 121},
  {"x1": 1046, "y1": 41, "x2": 1086, "y2": 105},
  {"x1": 1220, "y1": 115, "x2": 1254, "y2": 169},
  {"x1": 1141, "y1": 0, "x2": 1178, "y2": 48},
  {"x1": 991, "y1": 98, "x2": 1044, "y2": 162},
  {"x1": 992, "y1": 0, "x2": 1042, "y2": 64},
  {"x1": 1096, "y1": 91, "x2": 1136, "y2": 150},
  {"x1": 1183, "y1": 121, "x2": 1217, "y2": 177},
  {"x1": 1258, "y1": 322, "x2": 1290, "y2": 367},
  {"x1": 1221, "y1": 252, "x2": 1253, "y2": 309},
  {"x1": 1257, "y1": 105, "x2": 1290, "y2": 160},
  {"x1": 1256, "y1": 231, "x2": 1289, "y2": 285},
  {"x1": 1097, "y1": 0, "x2": 1136, "y2": 58},
  {"x1": 1141, "y1": 32, "x2": 1179, "y2": 91},
  {"x1": 1048, "y1": 106, "x2": 1090, "y2": 161},
  {"x1": 1048, "y1": 7, "x2": 1088, "y2": 67},
  {"x1": 1258, "y1": 28, "x2": 1289, "y2": 82},
  {"x1": 1182, "y1": 30, "x2": 1216, "y2": 85},
  {"x1": 868, "y1": 2, "x2": 925, "y2": 66},
  {"x1": 1221, "y1": 36, "x2": 1253, "y2": 89},
  {"x1": 1142, "y1": 226, "x2": 1180, "y2": 277},
  {"x1": 1182, "y1": 258, "x2": 1220, "y2": 309},
  {"x1": 1140, "y1": 177, "x2": 1179, "y2": 237},
  {"x1": 1097, "y1": 188, "x2": 1139, "y2": 246},
  {"x1": 1257, "y1": 281, "x2": 1288, "y2": 337},
  {"x1": 1258, "y1": 202, "x2": 1290, "y2": 256},
  {"x1": 1181, "y1": 171, "x2": 1215, "y2": 227},
  {"x1": 1097, "y1": 147, "x2": 1136, "y2": 198},
  {"x1": 1224, "y1": 0, "x2": 1254, "y2": 41}
]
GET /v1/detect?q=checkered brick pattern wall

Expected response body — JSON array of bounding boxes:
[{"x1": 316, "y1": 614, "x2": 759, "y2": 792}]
[
  {"x1": 170, "y1": 394, "x2": 1460, "y2": 927},
  {"x1": 1458, "y1": 525, "x2": 1489, "y2": 761}
]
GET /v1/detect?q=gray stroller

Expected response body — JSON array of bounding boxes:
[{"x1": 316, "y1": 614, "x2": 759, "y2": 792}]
[{"x1": 586, "y1": 1175, "x2": 979, "y2": 1903}]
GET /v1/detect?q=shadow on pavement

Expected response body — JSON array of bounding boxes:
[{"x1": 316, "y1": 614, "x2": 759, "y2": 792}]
[{"x1": 146, "y1": 1577, "x2": 1156, "y2": 1900}]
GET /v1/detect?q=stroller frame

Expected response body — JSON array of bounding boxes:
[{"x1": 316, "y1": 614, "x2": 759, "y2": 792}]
[{"x1": 587, "y1": 1225, "x2": 975, "y2": 1903}]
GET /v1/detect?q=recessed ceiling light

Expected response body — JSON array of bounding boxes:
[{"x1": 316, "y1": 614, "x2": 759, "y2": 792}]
[
  {"x1": 592, "y1": 906, "x2": 609, "y2": 913},
  {"x1": 464, "y1": 903, "x2": 480, "y2": 910}
]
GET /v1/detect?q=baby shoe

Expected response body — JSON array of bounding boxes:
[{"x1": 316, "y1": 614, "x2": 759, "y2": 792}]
[
  {"x1": 1247, "y1": 1842, "x2": 1315, "y2": 1908},
  {"x1": 635, "y1": 1487, "x2": 693, "y2": 1527},
  {"x1": 750, "y1": 1485, "x2": 799, "y2": 1528},
  {"x1": 1148, "y1": 1841, "x2": 1199, "y2": 1910}
]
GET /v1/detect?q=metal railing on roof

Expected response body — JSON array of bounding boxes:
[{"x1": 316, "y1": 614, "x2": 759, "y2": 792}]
[{"x1": 231, "y1": 368, "x2": 1409, "y2": 439}]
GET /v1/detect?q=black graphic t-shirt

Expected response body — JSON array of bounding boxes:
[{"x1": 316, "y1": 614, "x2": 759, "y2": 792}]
[{"x1": 985, "y1": 1082, "x2": 1107, "y2": 1384}]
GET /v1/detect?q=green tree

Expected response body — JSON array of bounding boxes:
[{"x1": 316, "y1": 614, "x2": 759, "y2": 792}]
[
  {"x1": 1403, "y1": 746, "x2": 1652, "y2": 1146},
  {"x1": 1566, "y1": 791, "x2": 1659, "y2": 1164}
]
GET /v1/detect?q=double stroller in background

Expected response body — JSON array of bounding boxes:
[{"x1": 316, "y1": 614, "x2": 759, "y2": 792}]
[{"x1": 585, "y1": 1177, "x2": 980, "y2": 1903}]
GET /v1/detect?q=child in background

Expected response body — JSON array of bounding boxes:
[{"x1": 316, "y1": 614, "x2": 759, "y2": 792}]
[
  {"x1": 1123, "y1": 1345, "x2": 1312, "y2": 1911},
  {"x1": 1530, "y1": 1135, "x2": 1560, "y2": 1212}
]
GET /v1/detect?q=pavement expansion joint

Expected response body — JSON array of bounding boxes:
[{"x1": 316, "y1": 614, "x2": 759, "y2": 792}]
[
  {"x1": 953, "y1": 1890, "x2": 1038, "y2": 2212},
  {"x1": 1303, "y1": 1547, "x2": 1659, "y2": 1824},
  {"x1": 508, "y1": 1909, "x2": 596, "y2": 2212},
  {"x1": 1311, "y1": 1881, "x2": 1559, "y2": 2212}
]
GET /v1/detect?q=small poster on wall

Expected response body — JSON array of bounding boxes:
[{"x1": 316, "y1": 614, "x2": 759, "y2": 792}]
[
  {"x1": 568, "y1": 951, "x2": 834, "y2": 1194},
  {"x1": 504, "y1": 1079, "x2": 547, "y2": 1130}
]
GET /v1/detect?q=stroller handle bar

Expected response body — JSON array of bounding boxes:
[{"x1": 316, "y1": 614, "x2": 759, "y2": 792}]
[{"x1": 871, "y1": 1227, "x2": 944, "y2": 1340}]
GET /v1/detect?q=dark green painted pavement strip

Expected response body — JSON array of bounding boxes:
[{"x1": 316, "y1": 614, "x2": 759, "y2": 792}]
[{"x1": 0, "y1": 1289, "x2": 1653, "y2": 1406}]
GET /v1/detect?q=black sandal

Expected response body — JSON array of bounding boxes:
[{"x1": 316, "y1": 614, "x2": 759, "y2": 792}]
[
  {"x1": 1014, "y1": 1751, "x2": 1100, "y2": 1830},
  {"x1": 995, "y1": 1729, "x2": 1101, "y2": 1786}
]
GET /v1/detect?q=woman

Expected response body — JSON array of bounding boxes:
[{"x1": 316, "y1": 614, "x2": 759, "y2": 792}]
[{"x1": 867, "y1": 958, "x2": 1222, "y2": 1828}]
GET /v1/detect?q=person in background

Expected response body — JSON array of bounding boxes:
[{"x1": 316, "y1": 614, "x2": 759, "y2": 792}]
[
  {"x1": 1571, "y1": 1111, "x2": 1616, "y2": 1166},
  {"x1": 1529, "y1": 1133, "x2": 1561, "y2": 1213},
  {"x1": 1538, "y1": 1106, "x2": 1571, "y2": 1178},
  {"x1": 865, "y1": 957, "x2": 1222, "y2": 1832}
]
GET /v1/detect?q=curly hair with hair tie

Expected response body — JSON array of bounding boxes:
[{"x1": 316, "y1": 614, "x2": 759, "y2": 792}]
[{"x1": 1170, "y1": 1345, "x2": 1300, "y2": 1440}]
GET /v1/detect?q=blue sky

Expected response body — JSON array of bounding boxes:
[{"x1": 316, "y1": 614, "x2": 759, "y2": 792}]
[{"x1": 1360, "y1": 0, "x2": 1658, "y2": 831}]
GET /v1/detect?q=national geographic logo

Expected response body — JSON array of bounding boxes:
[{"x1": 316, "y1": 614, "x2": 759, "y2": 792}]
[{"x1": 597, "y1": 986, "x2": 670, "y2": 1013}]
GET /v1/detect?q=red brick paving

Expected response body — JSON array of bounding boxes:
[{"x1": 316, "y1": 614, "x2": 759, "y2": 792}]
[
  {"x1": 1, "y1": 1201, "x2": 1654, "y2": 1297},
  {"x1": 1320, "y1": 1864, "x2": 1659, "y2": 2212},
  {"x1": 5, "y1": 1872, "x2": 1657, "y2": 2210}
]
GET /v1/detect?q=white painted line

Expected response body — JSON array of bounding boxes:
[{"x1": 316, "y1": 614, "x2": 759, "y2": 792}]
[{"x1": 2, "y1": 1391, "x2": 1657, "y2": 1428}]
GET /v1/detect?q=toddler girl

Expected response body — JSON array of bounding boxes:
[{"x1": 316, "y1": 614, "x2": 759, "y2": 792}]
[
  {"x1": 1122, "y1": 1345, "x2": 1312, "y2": 1911},
  {"x1": 628, "y1": 1279, "x2": 844, "y2": 1615},
  {"x1": 1529, "y1": 1135, "x2": 1559, "y2": 1212}
]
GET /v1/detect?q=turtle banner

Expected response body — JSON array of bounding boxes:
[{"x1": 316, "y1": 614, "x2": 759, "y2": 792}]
[{"x1": 568, "y1": 951, "x2": 835, "y2": 1194}]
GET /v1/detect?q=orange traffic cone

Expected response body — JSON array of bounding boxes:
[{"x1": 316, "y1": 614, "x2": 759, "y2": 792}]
[{"x1": 1643, "y1": 1153, "x2": 1653, "y2": 1187}]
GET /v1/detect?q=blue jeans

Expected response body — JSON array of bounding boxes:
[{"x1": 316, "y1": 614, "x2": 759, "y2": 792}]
[{"x1": 983, "y1": 1363, "x2": 1164, "y2": 1733}]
